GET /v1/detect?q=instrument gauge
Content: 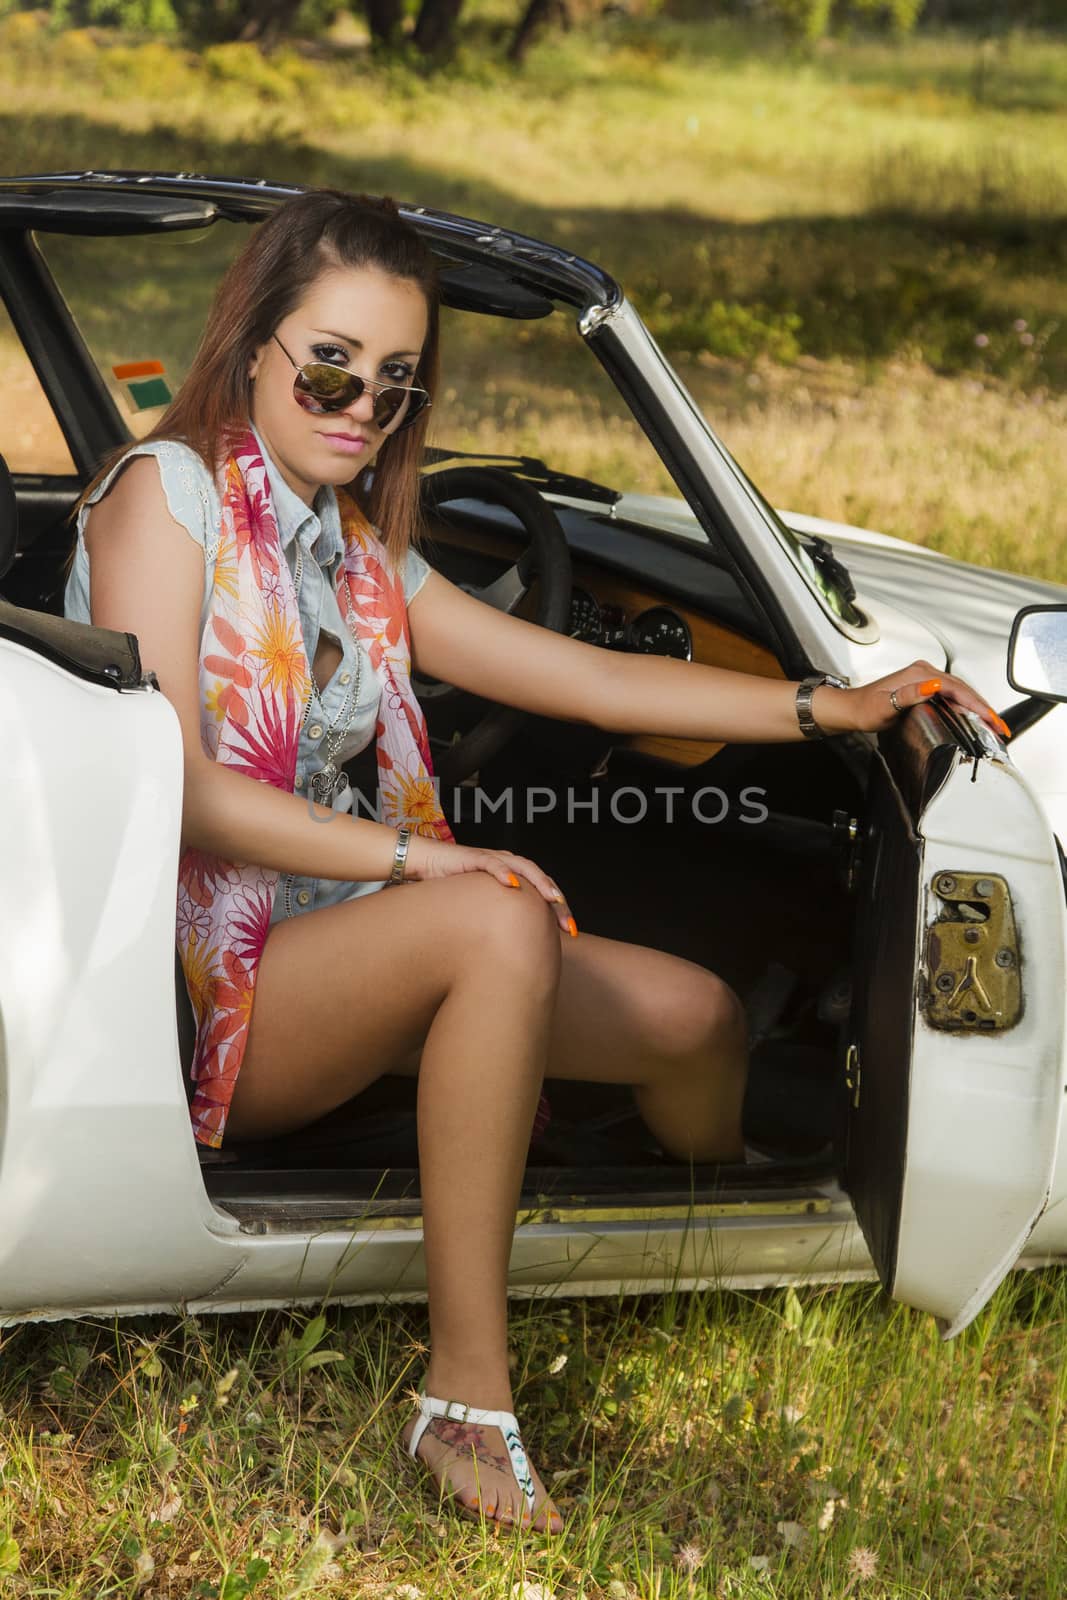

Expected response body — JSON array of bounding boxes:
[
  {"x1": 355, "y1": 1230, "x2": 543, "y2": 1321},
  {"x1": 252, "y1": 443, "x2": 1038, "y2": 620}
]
[
  {"x1": 569, "y1": 587, "x2": 603, "y2": 643},
  {"x1": 629, "y1": 607, "x2": 692, "y2": 661}
]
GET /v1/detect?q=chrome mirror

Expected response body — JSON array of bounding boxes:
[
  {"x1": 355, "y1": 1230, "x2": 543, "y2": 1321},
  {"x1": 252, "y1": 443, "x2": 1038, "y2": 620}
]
[{"x1": 1007, "y1": 604, "x2": 1067, "y2": 703}]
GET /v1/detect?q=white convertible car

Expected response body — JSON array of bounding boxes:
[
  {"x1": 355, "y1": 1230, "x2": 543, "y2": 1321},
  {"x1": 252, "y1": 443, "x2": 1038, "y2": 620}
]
[{"x1": 2, "y1": 171, "x2": 1066, "y2": 1339}]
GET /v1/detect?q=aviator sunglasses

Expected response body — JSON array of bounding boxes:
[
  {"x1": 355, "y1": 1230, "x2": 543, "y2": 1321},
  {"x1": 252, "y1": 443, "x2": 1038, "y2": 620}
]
[{"x1": 272, "y1": 333, "x2": 431, "y2": 434}]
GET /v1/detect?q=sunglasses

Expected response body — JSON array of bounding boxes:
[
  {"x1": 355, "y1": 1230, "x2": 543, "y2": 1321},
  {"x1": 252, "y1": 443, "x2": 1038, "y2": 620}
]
[{"x1": 272, "y1": 333, "x2": 431, "y2": 434}]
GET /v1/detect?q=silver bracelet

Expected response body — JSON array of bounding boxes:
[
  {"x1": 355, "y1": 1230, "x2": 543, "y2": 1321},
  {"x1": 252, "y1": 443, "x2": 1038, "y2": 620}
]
[
  {"x1": 795, "y1": 672, "x2": 849, "y2": 739},
  {"x1": 389, "y1": 824, "x2": 412, "y2": 884}
]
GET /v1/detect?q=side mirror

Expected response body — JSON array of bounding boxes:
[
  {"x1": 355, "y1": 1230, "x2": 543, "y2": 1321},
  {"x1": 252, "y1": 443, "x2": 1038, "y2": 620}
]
[{"x1": 1007, "y1": 604, "x2": 1067, "y2": 703}]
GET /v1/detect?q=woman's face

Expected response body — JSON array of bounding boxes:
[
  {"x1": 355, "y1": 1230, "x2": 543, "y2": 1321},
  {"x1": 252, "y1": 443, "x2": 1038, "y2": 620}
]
[{"x1": 248, "y1": 264, "x2": 429, "y2": 505}]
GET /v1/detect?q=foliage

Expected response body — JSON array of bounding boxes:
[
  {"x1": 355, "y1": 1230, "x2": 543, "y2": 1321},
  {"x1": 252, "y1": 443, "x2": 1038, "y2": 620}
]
[{"x1": 761, "y1": 0, "x2": 926, "y2": 40}]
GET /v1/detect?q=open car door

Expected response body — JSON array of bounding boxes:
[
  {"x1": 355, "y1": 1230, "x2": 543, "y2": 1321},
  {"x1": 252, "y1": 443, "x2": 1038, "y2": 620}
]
[{"x1": 846, "y1": 704, "x2": 1067, "y2": 1338}]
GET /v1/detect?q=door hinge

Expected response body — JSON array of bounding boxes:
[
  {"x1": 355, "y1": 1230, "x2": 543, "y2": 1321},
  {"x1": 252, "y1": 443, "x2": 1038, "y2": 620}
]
[
  {"x1": 844, "y1": 1041, "x2": 861, "y2": 1109},
  {"x1": 923, "y1": 871, "x2": 1022, "y2": 1032}
]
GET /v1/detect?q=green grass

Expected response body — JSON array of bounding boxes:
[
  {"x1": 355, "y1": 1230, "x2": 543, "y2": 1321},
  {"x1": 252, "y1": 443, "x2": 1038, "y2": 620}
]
[{"x1": 1, "y1": 1271, "x2": 1064, "y2": 1597}]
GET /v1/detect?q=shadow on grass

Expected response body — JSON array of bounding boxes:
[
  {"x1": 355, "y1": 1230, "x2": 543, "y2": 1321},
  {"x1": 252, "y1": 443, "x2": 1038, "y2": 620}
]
[{"x1": 3, "y1": 109, "x2": 1065, "y2": 389}]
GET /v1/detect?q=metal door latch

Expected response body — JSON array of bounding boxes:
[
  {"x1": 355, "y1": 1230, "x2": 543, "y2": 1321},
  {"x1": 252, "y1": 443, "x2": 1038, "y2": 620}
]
[{"x1": 923, "y1": 871, "x2": 1022, "y2": 1032}]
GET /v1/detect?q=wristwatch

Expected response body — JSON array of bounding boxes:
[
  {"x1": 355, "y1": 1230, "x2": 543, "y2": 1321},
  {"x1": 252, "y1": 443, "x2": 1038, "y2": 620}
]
[
  {"x1": 795, "y1": 672, "x2": 849, "y2": 740},
  {"x1": 390, "y1": 824, "x2": 412, "y2": 884}
]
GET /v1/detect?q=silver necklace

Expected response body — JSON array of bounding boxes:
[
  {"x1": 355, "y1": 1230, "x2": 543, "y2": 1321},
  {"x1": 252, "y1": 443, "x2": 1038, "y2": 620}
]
[{"x1": 293, "y1": 535, "x2": 364, "y2": 810}]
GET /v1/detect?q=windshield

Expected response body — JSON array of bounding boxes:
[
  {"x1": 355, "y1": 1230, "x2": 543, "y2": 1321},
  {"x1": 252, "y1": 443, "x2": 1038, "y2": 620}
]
[{"x1": 39, "y1": 223, "x2": 691, "y2": 522}]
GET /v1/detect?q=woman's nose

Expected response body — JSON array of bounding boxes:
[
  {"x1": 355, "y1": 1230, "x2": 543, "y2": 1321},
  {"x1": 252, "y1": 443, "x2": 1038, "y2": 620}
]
[{"x1": 343, "y1": 386, "x2": 379, "y2": 426}]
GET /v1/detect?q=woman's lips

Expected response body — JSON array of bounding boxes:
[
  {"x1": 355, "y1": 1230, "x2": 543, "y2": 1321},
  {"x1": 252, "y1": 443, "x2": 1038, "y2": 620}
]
[{"x1": 319, "y1": 430, "x2": 368, "y2": 455}]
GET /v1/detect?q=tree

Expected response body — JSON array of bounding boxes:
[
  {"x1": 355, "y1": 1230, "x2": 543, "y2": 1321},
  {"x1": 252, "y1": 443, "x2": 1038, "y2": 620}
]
[
  {"x1": 365, "y1": 0, "x2": 403, "y2": 42},
  {"x1": 508, "y1": 0, "x2": 576, "y2": 64},
  {"x1": 412, "y1": 0, "x2": 464, "y2": 52}
]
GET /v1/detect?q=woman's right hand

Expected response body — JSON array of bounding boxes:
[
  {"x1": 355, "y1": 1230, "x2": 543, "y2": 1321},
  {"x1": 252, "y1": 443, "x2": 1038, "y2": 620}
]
[{"x1": 402, "y1": 834, "x2": 578, "y2": 937}]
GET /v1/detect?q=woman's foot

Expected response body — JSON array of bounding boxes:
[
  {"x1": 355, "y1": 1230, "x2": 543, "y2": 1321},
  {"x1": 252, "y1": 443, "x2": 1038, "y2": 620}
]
[{"x1": 401, "y1": 1402, "x2": 564, "y2": 1534}]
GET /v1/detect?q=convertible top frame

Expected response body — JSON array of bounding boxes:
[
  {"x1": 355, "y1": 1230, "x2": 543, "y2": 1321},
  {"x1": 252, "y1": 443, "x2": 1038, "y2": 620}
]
[
  {"x1": 0, "y1": 168, "x2": 873, "y2": 680},
  {"x1": 0, "y1": 170, "x2": 621, "y2": 321}
]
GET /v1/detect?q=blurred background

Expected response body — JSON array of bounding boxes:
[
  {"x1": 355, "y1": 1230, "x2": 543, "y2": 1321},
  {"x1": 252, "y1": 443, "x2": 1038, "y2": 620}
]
[{"x1": 2, "y1": 0, "x2": 1064, "y2": 575}]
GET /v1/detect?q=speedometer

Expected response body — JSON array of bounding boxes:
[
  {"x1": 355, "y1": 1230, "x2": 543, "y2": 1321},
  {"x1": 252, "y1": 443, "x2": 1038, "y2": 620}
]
[{"x1": 629, "y1": 606, "x2": 692, "y2": 660}]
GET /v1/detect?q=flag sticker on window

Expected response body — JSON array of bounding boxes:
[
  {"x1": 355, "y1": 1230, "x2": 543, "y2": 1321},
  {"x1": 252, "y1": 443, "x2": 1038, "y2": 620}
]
[{"x1": 112, "y1": 360, "x2": 172, "y2": 412}]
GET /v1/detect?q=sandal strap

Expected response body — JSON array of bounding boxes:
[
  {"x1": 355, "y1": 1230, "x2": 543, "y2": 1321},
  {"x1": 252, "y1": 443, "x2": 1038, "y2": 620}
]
[{"x1": 408, "y1": 1390, "x2": 537, "y2": 1515}]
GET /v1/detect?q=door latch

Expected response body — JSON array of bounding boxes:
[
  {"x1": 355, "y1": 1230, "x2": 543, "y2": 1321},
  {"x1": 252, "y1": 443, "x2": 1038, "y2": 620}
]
[
  {"x1": 923, "y1": 872, "x2": 1022, "y2": 1032},
  {"x1": 844, "y1": 1041, "x2": 861, "y2": 1109}
]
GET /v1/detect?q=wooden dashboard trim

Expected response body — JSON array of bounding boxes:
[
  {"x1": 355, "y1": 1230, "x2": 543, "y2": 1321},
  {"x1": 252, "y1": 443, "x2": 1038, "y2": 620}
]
[{"x1": 419, "y1": 514, "x2": 786, "y2": 767}]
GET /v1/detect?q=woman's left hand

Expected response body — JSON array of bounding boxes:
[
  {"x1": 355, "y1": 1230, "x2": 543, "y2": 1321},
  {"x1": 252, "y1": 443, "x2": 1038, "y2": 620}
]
[{"x1": 819, "y1": 658, "x2": 1013, "y2": 742}]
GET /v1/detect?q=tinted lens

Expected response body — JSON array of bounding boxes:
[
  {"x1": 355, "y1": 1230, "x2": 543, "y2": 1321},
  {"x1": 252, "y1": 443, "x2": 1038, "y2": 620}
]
[
  {"x1": 294, "y1": 362, "x2": 429, "y2": 431},
  {"x1": 378, "y1": 386, "x2": 430, "y2": 433},
  {"x1": 294, "y1": 362, "x2": 360, "y2": 412}
]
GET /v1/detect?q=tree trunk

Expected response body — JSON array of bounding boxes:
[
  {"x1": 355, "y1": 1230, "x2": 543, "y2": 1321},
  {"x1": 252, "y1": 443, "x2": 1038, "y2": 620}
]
[
  {"x1": 508, "y1": 0, "x2": 574, "y2": 65},
  {"x1": 413, "y1": 0, "x2": 465, "y2": 54},
  {"x1": 237, "y1": 0, "x2": 304, "y2": 47},
  {"x1": 365, "y1": 0, "x2": 405, "y2": 45}
]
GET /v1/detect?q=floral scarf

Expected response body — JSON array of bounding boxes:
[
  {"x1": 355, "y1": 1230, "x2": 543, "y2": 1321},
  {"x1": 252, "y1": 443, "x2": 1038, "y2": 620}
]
[{"x1": 176, "y1": 428, "x2": 550, "y2": 1149}]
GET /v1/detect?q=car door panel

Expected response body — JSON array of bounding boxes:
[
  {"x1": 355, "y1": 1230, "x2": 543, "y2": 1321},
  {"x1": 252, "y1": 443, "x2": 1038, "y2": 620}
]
[{"x1": 848, "y1": 708, "x2": 1067, "y2": 1337}]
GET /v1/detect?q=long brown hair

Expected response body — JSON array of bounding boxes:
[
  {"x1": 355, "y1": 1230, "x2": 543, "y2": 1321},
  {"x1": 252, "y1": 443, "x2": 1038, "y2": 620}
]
[{"x1": 74, "y1": 187, "x2": 440, "y2": 570}]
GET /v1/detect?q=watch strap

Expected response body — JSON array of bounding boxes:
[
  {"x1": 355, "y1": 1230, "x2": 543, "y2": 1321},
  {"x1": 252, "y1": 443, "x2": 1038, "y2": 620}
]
[
  {"x1": 390, "y1": 824, "x2": 412, "y2": 883},
  {"x1": 796, "y1": 673, "x2": 847, "y2": 739}
]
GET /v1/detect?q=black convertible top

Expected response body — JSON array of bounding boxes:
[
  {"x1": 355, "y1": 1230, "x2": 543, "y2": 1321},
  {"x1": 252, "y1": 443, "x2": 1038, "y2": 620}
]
[{"x1": 0, "y1": 170, "x2": 624, "y2": 321}]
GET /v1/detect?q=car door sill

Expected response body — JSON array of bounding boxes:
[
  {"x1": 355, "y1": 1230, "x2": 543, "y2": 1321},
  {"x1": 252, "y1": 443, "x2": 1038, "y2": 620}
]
[{"x1": 202, "y1": 1158, "x2": 840, "y2": 1234}]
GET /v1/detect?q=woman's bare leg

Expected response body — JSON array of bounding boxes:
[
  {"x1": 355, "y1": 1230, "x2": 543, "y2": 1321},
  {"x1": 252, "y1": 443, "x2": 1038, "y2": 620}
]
[
  {"x1": 224, "y1": 872, "x2": 564, "y2": 1531},
  {"x1": 392, "y1": 931, "x2": 748, "y2": 1163},
  {"x1": 544, "y1": 931, "x2": 748, "y2": 1162}
]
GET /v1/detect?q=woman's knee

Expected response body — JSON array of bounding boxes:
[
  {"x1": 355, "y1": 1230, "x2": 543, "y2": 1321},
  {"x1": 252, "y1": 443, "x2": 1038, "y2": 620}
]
[
  {"x1": 431, "y1": 873, "x2": 563, "y2": 992},
  {"x1": 651, "y1": 968, "x2": 748, "y2": 1066}
]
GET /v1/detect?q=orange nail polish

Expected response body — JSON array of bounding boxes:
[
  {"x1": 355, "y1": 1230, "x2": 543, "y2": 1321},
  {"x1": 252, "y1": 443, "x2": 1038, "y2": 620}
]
[
  {"x1": 567, "y1": 916, "x2": 578, "y2": 938},
  {"x1": 919, "y1": 678, "x2": 941, "y2": 696},
  {"x1": 508, "y1": 872, "x2": 520, "y2": 888},
  {"x1": 997, "y1": 717, "x2": 1012, "y2": 740}
]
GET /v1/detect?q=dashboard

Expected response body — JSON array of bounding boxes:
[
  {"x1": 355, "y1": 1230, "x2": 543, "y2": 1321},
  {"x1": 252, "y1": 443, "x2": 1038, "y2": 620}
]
[
  {"x1": 421, "y1": 511, "x2": 786, "y2": 767},
  {"x1": 569, "y1": 588, "x2": 693, "y2": 660}
]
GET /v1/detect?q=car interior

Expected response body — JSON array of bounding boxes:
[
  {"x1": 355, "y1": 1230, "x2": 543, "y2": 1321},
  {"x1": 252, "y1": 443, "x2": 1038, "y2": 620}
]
[
  {"x1": 0, "y1": 430, "x2": 868, "y2": 1230},
  {"x1": 0, "y1": 194, "x2": 873, "y2": 1229}
]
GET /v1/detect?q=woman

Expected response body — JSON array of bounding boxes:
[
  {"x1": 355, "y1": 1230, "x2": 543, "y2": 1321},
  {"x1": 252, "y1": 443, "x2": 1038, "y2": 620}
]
[{"x1": 64, "y1": 186, "x2": 1010, "y2": 1537}]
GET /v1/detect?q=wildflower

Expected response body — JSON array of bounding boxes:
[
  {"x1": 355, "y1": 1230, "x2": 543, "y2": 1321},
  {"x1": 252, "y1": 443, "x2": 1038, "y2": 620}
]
[
  {"x1": 1013, "y1": 318, "x2": 1028, "y2": 332},
  {"x1": 675, "y1": 1541, "x2": 706, "y2": 1572},
  {"x1": 847, "y1": 1546, "x2": 879, "y2": 1579},
  {"x1": 974, "y1": 334, "x2": 990, "y2": 349},
  {"x1": 1020, "y1": 332, "x2": 1035, "y2": 347}
]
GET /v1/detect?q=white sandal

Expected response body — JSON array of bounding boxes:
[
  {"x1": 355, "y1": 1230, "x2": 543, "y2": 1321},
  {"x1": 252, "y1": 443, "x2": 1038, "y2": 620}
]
[{"x1": 406, "y1": 1389, "x2": 538, "y2": 1523}]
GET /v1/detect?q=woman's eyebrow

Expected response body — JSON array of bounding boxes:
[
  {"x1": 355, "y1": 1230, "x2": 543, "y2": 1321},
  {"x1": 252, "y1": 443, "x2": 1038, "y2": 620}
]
[{"x1": 313, "y1": 327, "x2": 422, "y2": 359}]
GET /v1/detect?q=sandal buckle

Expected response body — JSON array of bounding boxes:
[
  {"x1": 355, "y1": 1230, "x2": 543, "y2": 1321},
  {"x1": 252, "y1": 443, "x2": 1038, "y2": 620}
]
[{"x1": 442, "y1": 1399, "x2": 470, "y2": 1423}]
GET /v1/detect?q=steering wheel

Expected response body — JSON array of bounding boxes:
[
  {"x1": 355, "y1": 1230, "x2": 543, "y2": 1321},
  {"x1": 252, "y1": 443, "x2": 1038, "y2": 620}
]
[{"x1": 413, "y1": 465, "x2": 574, "y2": 790}]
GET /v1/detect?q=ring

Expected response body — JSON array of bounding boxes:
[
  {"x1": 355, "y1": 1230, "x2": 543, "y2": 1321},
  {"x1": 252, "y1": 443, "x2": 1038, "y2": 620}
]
[{"x1": 890, "y1": 688, "x2": 902, "y2": 712}]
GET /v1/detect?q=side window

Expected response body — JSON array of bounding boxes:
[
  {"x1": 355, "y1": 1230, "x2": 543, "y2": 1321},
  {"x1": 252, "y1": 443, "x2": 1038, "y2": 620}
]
[
  {"x1": 38, "y1": 225, "x2": 246, "y2": 439},
  {"x1": 0, "y1": 298, "x2": 75, "y2": 474}
]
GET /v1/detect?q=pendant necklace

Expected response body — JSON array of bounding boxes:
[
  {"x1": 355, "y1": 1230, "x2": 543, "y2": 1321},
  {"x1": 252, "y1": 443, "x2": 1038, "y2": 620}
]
[{"x1": 293, "y1": 535, "x2": 364, "y2": 813}]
